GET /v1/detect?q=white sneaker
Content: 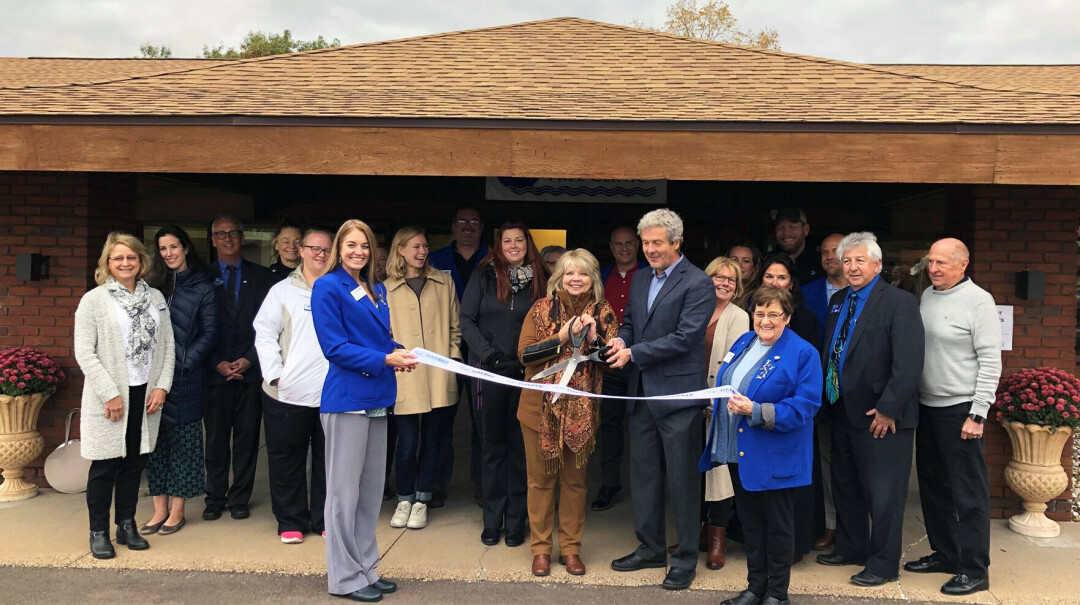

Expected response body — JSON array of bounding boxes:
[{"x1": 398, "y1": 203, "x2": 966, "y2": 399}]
[
  {"x1": 390, "y1": 501, "x2": 412, "y2": 528},
  {"x1": 407, "y1": 502, "x2": 428, "y2": 529}
]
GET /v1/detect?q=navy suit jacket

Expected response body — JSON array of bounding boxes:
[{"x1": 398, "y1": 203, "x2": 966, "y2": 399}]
[
  {"x1": 207, "y1": 259, "x2": 271, "y2": 386},
  {"x1": 616, "y1": 256, "x2": 714, "y2": 415},
  {"x1": 312, "y1": 265, "x2": 399, "y2": 413},
  {"x1": 821, "y1": 278, "x2": 924, "y2": 429},
  {"x1": 698, "y1": 328, "x2": 822, "y2": 491},
  {"x1": 801, "y1": 277, "x2": 830, "y2": 345}
]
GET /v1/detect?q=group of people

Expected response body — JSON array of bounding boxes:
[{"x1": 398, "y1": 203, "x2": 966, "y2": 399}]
[{"x1": 72, "y1": 204, "x2": 1000, "y2": 604}]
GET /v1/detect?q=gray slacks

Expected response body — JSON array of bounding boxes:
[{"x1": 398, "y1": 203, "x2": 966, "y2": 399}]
[{"x1": 322, "y1": 412, "x2": 387, "y2": 595}]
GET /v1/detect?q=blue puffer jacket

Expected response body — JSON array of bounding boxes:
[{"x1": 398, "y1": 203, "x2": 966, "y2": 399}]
[{"x1": 163, "y1": 268, "x2": 219, "y2": 426}]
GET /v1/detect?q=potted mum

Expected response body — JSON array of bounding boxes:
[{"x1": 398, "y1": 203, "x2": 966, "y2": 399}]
[
  {"x1": 0, "y1": 347, "x2": 65, "y2": 501},
  {"x1": 994, "y1": 366, "x2": 1080, "y2": 537}
]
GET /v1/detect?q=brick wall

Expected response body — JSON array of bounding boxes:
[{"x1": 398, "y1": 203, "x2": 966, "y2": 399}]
[
  {"x1": 956, "y1": 185, "x2": 1080, "y2": 521},
  {"x1": 0, "y1": 171, "x2": 137, "y2": 487}
]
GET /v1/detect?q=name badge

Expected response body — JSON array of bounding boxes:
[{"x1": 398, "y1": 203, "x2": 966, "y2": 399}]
[
  {"x1": 722, "y1": 351, "x2": 734, "y2": 364},
  {"x1": 157, "y1": 303, "x2": 167, "y2": 312},
  {"x1": 830, "y1": 304, "x2": 840, "y2": 314},
  {"x1": 350, "y1": 286, "x2": 367, "y2": 302},
  {"x1": 440, "y1": 269, "x2": 452, "y2": 274}
]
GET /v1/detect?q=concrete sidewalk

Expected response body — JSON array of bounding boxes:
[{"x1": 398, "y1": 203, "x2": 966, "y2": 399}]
[{"x1": 1, "y1": 433, "x2": 1077, "y2": 604}]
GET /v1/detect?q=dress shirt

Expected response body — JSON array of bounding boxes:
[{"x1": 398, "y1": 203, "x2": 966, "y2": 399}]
[
  {"x1": 217, "y1": 258, "x2": 242, "y2": 302},
  {"x1": 827, "y1": 274, "x2": 880, "y2": 387}
]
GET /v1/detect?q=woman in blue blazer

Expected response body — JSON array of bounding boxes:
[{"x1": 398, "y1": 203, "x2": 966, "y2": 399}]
[
  {"x1": 699, "y1": 286, "x2": 822, "y2": 605},
  {"x1": 312, "y1": 219, "x2": 417, "y2": 604}
]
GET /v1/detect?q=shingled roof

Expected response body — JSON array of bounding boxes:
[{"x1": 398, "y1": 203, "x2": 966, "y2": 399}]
[
  {"x1": 0, "y1": 57, "x2": 232, "y2": 88},
  {"x1": 875, "y1": 64, "x2": 1080, "y2": 95},
  {"x1": 1, "y1": 18, "x2": 1078, "y2": 124}
]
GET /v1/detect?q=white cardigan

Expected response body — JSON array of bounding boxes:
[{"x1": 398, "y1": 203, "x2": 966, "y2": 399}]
[{"x1": 73, "y1": 284, "x2": 174, "y2": 460}]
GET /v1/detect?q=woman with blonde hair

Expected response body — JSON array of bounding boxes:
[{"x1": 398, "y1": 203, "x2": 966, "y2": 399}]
[
  {"x1": 74, "y1": 231, "x2": 175, "y2": 559},
  {"x1": 516, "y1": 249, "x2": 618, "y2": 576},
  {"x1": 384, "y1": 226, "x2": 462, "y2": 531}
]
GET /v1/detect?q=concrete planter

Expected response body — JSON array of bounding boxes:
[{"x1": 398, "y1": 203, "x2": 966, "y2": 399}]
[
  {"x1": 0, "y1": 392, "x2": 48, "y2": 501},
  {"x1": 1002, "y1": 421, "x2": 1073, "y2": 538}
]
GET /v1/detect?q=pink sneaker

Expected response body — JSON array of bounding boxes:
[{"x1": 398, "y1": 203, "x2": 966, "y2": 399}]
[
  {"x1": 280, "y1": 531, "x2": 304, "y2": 544},
  {"x1": 321, "y1": 531, "x2": 326, "y2": 539}
]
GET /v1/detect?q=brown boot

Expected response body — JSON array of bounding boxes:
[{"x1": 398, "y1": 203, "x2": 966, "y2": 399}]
[
  {"x1": 705, "y1": 525, "x2": 726, "y2": 570},
  {"x1": 813, "y1": 528, "x2": 836, "y2": 551}
]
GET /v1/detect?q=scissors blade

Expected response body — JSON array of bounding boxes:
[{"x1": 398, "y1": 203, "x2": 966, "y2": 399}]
[
  {"x1": 530, "y1": 357, "x2": 571, "y2": 381},
  {"x1": 550, "y1": 356, "x2": 580, "y2": 403}
]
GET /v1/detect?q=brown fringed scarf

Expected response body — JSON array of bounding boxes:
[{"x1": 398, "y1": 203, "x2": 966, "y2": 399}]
[{"x1": 531, "y1": 289, "x2": 618, "y2": 474}]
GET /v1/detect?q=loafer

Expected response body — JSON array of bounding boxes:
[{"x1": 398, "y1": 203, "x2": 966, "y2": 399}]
[
  {"x1": 812, "y1": 528, "x2": 835, "y2": 551},
  {"x1": 202, "y1": 506, "x2": 223, "y2": 521},
  {"x1": 903, "y1": 553, "x2": 956, "y2": 575},
  {"x1": 371, "y1": 578, "x2": 397, "y2": 594},
  {"x1": 505, "y1": 529, "x2": 525, "y2": 547},
  {"x1": 661, "y1": 567, "x2": 696, "y2": 590},
  {"x1": 115, "y1": 520, "x2": 149, "y2": 550},
  {"x1": 941, "y1": 573, "x2": 989, "y2": 595},
  {"x1": 816, "y1": 552, "x2": 865, "y2": 566},
  {"x1": 335, "y1": 586, "x2": 382, "y2": 602},
  {"x1": 158, "y1": 518, "x2": 186, "y2": 536},
  {"x1": 590, "y1": 485, "x2": 620, "y2": 511},
  {"x1": 611, "y1": 551, "x2": 667, "y2": 572},
  {"x1": 850, "y1": 569, "x2": 897, "y2": 586},
  {"x1": 558, "y1": 554, "x2": 586, "y2": 575},
  {"x1": 139, "y1": 519, "x2": 166, "y2": 535},
  {"x1": 720, "y1": 590, "x2": 762, "y2": 605},
  {"x1": 480, "y1": 528, "x2": 501, "y2": 546},
  {"x1": 89, "y1": 530, "x2": 115, "y2": 559},
  {"x1": 532, "y1": 554, "x2": 551, "y2": 577},
  {"x1": 229, "y1": 504, "x2": 250, "y2": 520}
]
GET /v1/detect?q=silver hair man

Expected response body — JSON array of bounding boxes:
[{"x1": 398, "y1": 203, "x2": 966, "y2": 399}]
[
  {"x1": 837, "y1": 231, "x2": 883, "y2": 267},
  {"x1": 637, "y1": 208, "x2": 684, "y2": 244}
]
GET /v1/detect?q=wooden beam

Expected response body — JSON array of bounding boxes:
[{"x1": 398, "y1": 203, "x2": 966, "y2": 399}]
[{"x1": 0, "y1": 124, "x2": 1078, "y2": 185}]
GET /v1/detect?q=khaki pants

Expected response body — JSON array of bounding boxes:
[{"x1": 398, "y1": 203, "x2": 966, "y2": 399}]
[{"x1": 521, "y1": 424, "x2": 588, "y2": 556}]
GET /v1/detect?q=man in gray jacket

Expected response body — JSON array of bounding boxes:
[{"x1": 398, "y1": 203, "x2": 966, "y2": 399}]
[{"x1": 905, "y1": 238, "x2": 1000, "y2": 596}]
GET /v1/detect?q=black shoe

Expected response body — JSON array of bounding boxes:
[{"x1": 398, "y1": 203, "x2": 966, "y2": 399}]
[
  {"x1": 480, "y1": 528, "x2": 501, "y2": 546},
  {"x1": 428, "y1": 488, "x2": 447, "y2": 509},
  {"x1": 89, "y1": 531, "x2": 115, "y2": 559},
  {"x1": 229, "y1": 504, "x2": 250, "y2": 519},
  {"x1": 661, "y1": 567, "x2": 696, "y2": 590},
  {"x1": 941, "y1": 574, "x2": 989, "y2": 595},
  {"x1": 115, "y1": 520, "x2": 149, "y2": 550},
  {"x1": 371, "y1": 578, "x2": 397, "y2": 594},
  {"x1": 611, "y1": 551, "x2": 667, "y2": 572},
  {"x1": 761, "y1": 598, "x2": 790, "y2": 605},
  {"x1": 590, "y1": 485, "x2": 621, "y2": 511},
  {"x1": 851, "y1": 569, "x2": 897, "y2": 586},
  {"x1": 505, "y1": 530, "x2": 525, "y2": 547},
  {"x1": 720, "y1": 590, "x2": 762, "y2": 605},
  {"x1": 335, "y1": 586, "x2": 383, "y2": 602},
  {"x1": 903, "y1": 553, "x2": 956, "y2": 575},
  {"x1": 816, "y1": 552, "x2": 865, "y2": 566},
  {"x1": 202, "y1": 506, "x2": 223, "y2": 521}
]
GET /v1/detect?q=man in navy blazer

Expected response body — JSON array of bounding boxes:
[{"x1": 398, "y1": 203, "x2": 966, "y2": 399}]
[
  {"x1": 606, "y1": 209, "x2": 715, "y2": 591},
  {"x1": 815, "y1": 232, "x2": 924, "y2": 588},
  {"x1": 203, "y1": 216, "x2": 273, "y2": 522}
]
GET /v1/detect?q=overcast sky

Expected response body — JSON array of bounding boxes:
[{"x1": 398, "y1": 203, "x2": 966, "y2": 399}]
[{"x1": 3, "y1": 0, "x2": 1078, "y2": 64}]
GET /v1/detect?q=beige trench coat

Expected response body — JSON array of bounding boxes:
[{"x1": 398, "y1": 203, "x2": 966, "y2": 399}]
[{"x1": 386, "y1": 267, "x2": 462, "y2": 414}]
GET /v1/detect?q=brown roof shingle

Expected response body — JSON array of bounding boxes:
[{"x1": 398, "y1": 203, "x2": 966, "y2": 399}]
[
  {"x1": 0, "y1": 18, "x2": 1078, "y2": 124},
  {"x1": 0, "y1": 58, "x2": 233, "y2": 88},
  {"x1": 874, "y1": 64, "x2": 1080, "y2": 95}
]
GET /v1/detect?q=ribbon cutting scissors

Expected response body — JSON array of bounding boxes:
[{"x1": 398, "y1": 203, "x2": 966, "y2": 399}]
[{"x1": 529, "y1": 317, "x2": 610, "y2": 402}]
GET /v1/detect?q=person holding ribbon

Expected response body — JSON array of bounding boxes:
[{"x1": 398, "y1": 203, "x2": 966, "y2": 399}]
[
  {"x1": 516, "y1": 249, "x2": 618, "y2": 577},
  {"x1": 699, "y1": 285, "x2": 822, "y2": 605}
]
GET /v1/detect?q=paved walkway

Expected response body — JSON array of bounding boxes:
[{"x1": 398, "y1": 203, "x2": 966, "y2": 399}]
[{"x1": 2, "y1": 429, "x2": 1077, "y2": 604}]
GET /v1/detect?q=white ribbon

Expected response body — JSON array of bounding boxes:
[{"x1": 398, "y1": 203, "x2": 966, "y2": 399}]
[{"x1": 410, "y1": 348, "x2": 738, "y2": 401}]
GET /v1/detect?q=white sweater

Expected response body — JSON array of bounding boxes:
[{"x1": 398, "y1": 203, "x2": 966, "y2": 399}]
[
  {"x1": 254, "y1": 269, "x2": 328, "y2": 407},
  {"x1": 918, "y1": 278, "x2": 1002, "y2": 418}
]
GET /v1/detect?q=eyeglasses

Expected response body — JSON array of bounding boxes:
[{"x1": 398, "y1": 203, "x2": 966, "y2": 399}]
[
  {"x1": 212, "y1": 230, "x2": 243, "y2": 240},
  {"x1": 109, "y1": 255, "x2": 139, "y2": 263},
  {"x1": 455, "y1": 219, "x2": 482, "y2": 226},
  {"x1": 301, "y1": 245, "x2": 332, "y2": 256},
  {"x1": 711, "y1": 275, "x2": 737, "y2": 284},
  {"x1": 753, "y1": 312, "x2": 786, "y2": 320}
]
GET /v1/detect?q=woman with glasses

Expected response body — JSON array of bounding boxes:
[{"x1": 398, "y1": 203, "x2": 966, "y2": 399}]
[
  {"x1": 142, "y1": 225, "x2": 218, "y2": 537},
  {"x1": 268, "y1": 218, "x2": 304, "y2": 280},
  {"x1": 74, "y1": 232, "x2": 175, "y2": 559},
  {"x1": 254, "y1": 229, "x2": 334, "y2": 544}
]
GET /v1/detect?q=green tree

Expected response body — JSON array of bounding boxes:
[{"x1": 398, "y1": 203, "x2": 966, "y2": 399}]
[
  {"x1": 632, "y1": 0, "x2": 780, "y2": 49},
  {"x1": 138, "y1": 43, "x2": 173, "y2": 58},
  {"x1": 201, "y1": 29, "x2": 341, "y2": 59}
]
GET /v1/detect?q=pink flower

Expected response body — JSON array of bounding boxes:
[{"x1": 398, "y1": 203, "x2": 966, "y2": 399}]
[{"x1": 16, "y1": 382, "x2": 25, "y2": 389}]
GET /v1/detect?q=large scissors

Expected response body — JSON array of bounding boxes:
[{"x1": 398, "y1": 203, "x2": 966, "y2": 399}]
[{"x1": 529, "y1": 317, "x2": 610, "y2": 402}]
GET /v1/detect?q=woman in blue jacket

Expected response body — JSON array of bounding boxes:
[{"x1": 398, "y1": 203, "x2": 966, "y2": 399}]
[
  {"x1": 312, "y1": 219, "x2": 417, "y2": 603},
  {"x1": 699, "y1": 286, "x2": 822, "y2": 605}
]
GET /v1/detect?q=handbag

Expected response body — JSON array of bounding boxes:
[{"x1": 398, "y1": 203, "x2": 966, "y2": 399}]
[{"x1": 44, "y1": 408, "x2": 92, "y2": 494}]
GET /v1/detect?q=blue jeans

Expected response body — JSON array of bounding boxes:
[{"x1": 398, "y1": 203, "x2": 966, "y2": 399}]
[{"x1": 394, "y1": 405, "x2": 454, "y2": 501}]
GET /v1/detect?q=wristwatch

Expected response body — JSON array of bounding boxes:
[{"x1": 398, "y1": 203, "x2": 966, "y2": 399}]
[{"x1": 968, "y1": 413, "x2": 985, "y2": 425}]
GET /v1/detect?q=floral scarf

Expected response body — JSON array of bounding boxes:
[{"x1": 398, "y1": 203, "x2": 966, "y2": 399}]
[
  {"x1": 105, "y1": 277, "x2": 156, "y2": 366},
  {"x1": 531, "y1": 290, "x2": 619, "y2": 473}
]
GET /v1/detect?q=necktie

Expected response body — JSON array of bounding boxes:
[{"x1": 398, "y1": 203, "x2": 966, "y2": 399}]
[
  {"x1": 226, "y1": 265, "x2": 238, "y2": 304},
  {"x1": 825, "y1": 291, "x2": 858, "y2": 404}
]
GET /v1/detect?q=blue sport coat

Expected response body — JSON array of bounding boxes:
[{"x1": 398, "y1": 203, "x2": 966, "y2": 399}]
[
  {"x1": 312, "y1": 265, "x2": 399, "y2": 413},
  {"x1": 698, "y1": 327, "x2": 822, "y2": 492},
  {"x1": 801, "y1": 277, "x2": 829, "y2": 345}
]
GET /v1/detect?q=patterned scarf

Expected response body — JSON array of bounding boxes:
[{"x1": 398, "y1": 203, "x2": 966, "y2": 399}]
[
  {"x1": 509, "y1": 265, "x2": 534, "y2": 294},
  {"x1": 105, "y1": 277, "x2": 156, "y2": 366},
  {"x1": 531, "y1": 290, "x2": 618, "y2": 473}
]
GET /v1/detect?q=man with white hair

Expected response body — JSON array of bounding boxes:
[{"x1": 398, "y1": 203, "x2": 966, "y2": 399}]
[
  {"x1": 606, "y1": 208, "x2": 714, "y2": 591},
  {"x1": 904, "y1": 238, "x2": 998, "y2": 596},
  {"x1": 815, "y1": 232, "x2": 924, "y2": 588}
]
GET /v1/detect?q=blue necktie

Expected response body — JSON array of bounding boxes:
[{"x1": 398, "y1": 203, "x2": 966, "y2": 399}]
[{"x1": 825, "y1": 291, "x2": 858, "y2": 404}]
